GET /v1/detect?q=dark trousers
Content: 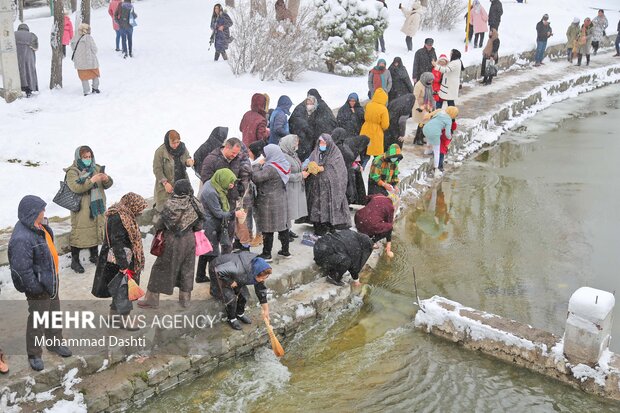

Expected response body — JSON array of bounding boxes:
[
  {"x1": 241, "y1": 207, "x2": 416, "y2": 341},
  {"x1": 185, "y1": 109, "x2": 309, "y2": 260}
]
[
  {"x1": 226, "y1": 287, "x2": 247, "y2": 320},
  {"x1": 115, "y1": 29, "x2": 121, "y2": 50},
  {"x1": 27, "y1": 292, "x2": 62, "y2": 357},
  {"x1": 591, "y1": 40, "x2": 600, "y2": 54},
  {"x1": 467, "y1": 24, "x2": 474, "y2": 42},
  {"x1": 313, "y1": 222, "x2": 334, "y2": 236},
  {"x1": 119, "y1": 27, "x2": 133, "y2": 55},
  {"x1": 62, "y1": 44, "x2": 66, "y2": 57},
  {"x1": 616, "y1": 35, "x2": 620, "y2": 54},
  {"x1": 262, "y1": 230, "x2": 289, "y2": 254},
  {"x1": 196, "y1": 255, "x2": 214, "y2": 279},
  {"x1": 215, "y1": 50, "x2": 228, "y2": 61},
  {"x1": 445, "y1": 100, "x2": 455, "y2": 107},
  {"x1": 371, "y1": 230, "x2": 392, "y2": 243},
  {"x1": 375, "y1": 35, "x2": 385, "y2": 53},
  {"x1": 405, "y1": 36, "x2": 412, "y2": 51},
  {"x1": 474, "y1": 32, "x2": 485, "y2": 48},
  {"x1": 439, "y1": 153, "x2": 445, "y2": 170}
]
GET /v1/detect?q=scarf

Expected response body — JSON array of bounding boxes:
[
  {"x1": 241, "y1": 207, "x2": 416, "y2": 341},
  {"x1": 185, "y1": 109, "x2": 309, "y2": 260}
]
[
  {"x1": 371, "y1": 59, "x2": 387, "y2": 92},
  {"x1": 73, "y1": 146, "x2": 106, "y2": 219},
  {"x1": 105, "y1": 192, "x2": 148, "y2": 275},
  {"x1": 419, "y1": 72, "x2": 435, "y2": 108},
  {"x1": 279, "y1": 134, "x2": 302, "y2": 175},
  {"x1": 209, "y1": 168, "x2": 237, "y2": 212},
  {"x1": 164, "y1": 130, "x2": 189, "y2": 183},
  {"x1": 483, "y1": 29, "x2": 498, "y2": 58},
  {"x1": 263, "y1": 144, "x2": 291, "y2": 185}
]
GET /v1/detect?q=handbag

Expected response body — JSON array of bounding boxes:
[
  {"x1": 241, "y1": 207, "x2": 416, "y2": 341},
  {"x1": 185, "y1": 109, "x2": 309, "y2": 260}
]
[
  {"x1": 52, "y1": 175, "x2": 81, "y2": 212},
  {"x1": 107, "y1": 272, "x2": 133, "y2": 314},
  {"x1": 195, "y1": 230, "x2": 213, "y2": 256},
  {"x1": 150, "y1": 230, "x2": 165, "y2": 256},
  {"x1": 129, "y1": 8, "x2": 137, "y2": 27}
]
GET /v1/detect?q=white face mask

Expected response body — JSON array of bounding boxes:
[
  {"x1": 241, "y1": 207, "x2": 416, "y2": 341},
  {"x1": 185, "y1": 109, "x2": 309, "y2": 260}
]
[{"x1": 306, "y1": 104, "x2": 316, "y2": 112}]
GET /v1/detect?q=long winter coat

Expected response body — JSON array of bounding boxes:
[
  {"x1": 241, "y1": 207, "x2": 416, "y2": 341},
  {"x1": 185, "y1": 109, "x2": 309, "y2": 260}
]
[
  {"x1": 211, "y1": 12, "x2": 233, "y2": 52},
  {"x1": 153, "y1": 144, "x2": 190, "y2": 212},
  {"x1": 14, "y1": 24, "x2": 38, "y2": 92},
  {"x1": 566, "y1": 23, "x2": 580, "y2": 47},
  {"x1": 385, "y1": 94, "x2": 414, "y2": 150},
  {"x1": 436, "y1": 59, "x2": 462, "y2": 101},
  {"x1": 92, "y1": 214, "x2": 138, "y2": 298},
  {"x1": 306, "y1": 136, "x2": 350, "y2": 227},
  {"x1": 575, "y1": 24, "x2": 593, "y2": 55},
  {"x1": 336, "y1": 95, "x2": 365, "y2": 137},
  {"x1": 71, "y1": 34, "x2": 99, "y2": 70},
  {"x1": 8, "y1": 196, "x2": 58, "y2": 297},
  {"x1": 344, "y1": 135, "x2": 370, "y2": 205},
  {"x1": 411, "y1": 80, "x2": 430, "y2": 124},
  {"x1": 412, "y1": 46, "x2": 436, "y2": 82},
  {"x1": 400, "y1": 2, "x2": 424, "y2": 37},
  {"x1": 488, "y1": 0, "x2": 503, "y2": 30},
  {"x1": 592, "y1": 15, "x2": 608, "y2": 42},
  {"x1": 148, "y1": 197, "x2": 204, "y2": 295},
  {"x1": 252, "y1": 165, "x2": 288, "y2": 233},
  {"x1": 423, "y1": 111, "x2": 453, "y2": 146},
  {"x1": 62, "y1": 16, "x2": 74, "y2": 46},
  {"x1": 193, "y1": 127, "x2": 228, "y2": 179},
  {"x1": 65, "y1": 163, "x2": 113, "y2": 248},
  {"x1": 360, "y1": 88, "x2": 390, "y2": 156},
  {"x1": 290, "y1": 93, "x2": 337, "y2": 161},
  {"x1": 209, "y1": 252, "x2": 268, "y2": 307},
  {"x1": 108, "y1": 0, "x2": 122, "y2": 31},
  {"x1": 200, "y1": 181, "x2": 235, "y2": 257},
  {"x1": 313, "y1": 229, "x2": 373, "y2": 280},
  {"x1": 388, "y1": 58, "x2": 414, "y2": 101},
  {"x1": 240, "y1": 93, "x2": 269, "y2": 146},
  {"x1": 354, "y1": 194, "x2": 394, "y2": 237},
  {"x1": 470, "y1": 4, "x2": 488, "y2": 34},
  {"x1": 280, "y1": 137, "x2": 308, "y2": 221}
]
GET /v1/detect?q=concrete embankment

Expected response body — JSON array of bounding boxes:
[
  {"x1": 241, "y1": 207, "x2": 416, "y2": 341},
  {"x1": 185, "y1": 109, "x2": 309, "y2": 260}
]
[{"x1": 1, "y1": 40, "x2": 620, "y2": 411}]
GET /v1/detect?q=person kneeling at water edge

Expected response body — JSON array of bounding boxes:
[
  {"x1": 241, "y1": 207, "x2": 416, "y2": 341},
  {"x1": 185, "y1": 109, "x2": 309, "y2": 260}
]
[
  {"x1": 209, "y1": 251, "x2": 272, "y2": 330},
  {"x1": 313, "y1": 229, "x2": 373, "y2": 287}
]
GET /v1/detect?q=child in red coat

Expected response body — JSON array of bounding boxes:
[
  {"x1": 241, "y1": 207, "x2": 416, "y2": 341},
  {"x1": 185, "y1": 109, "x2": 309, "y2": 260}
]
[
  {"x1": 62, "y1": 10, "x2": 74, "y2": 58},
  {"x1": 439, "y1": 118, "x2": 457, "y2": 171},
  {"x1": 433, "y1": 54, "x2": 448, "y2": 109}
]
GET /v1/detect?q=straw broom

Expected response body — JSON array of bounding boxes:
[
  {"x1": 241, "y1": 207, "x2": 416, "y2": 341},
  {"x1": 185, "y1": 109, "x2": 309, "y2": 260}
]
[
  {"x1": 126, "y1": 271, "x2": 145, "y2": 301},
  {"x1": 264, "y1": 320, "x2": 285, "y2": 358}
]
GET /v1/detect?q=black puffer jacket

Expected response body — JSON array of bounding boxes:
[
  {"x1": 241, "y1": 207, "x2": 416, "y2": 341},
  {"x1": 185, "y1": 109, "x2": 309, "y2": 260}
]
[
  {"x1": 209, "y1": 251, "x2": 268, "y2": 305},
  {"x1": 193, "y1": 127, "x2": 228, "y2": 179},
  {"x1": 313, "y1": 229, "x2": 373, "y2": 280},
  {"x1": 8, "y1": 196, "x2": 58, "y2": 297},
  {"x1": 388, "y1": 58, "x2": 414, "y2": 101}
]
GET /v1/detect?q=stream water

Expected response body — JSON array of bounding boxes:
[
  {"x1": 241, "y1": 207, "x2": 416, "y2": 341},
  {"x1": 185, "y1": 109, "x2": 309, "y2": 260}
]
[{"x1": 137, "y1": 86, "x2": 620, "y2": 412}]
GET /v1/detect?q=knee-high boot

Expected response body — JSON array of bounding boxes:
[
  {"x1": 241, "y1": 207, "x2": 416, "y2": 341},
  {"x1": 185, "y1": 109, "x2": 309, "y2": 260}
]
[
  {"x1": 71, "y1": 247, "x2": 84, "y2": 273},
  {"x1": 89, "y1": 246, "x2": 99, "y2": 264},
  {"x1": 586, "y1": 54, "x2": 590, "y2": 66},
  {"x1": 576, "y1": 54, "x2": 582, "y2": 66}
]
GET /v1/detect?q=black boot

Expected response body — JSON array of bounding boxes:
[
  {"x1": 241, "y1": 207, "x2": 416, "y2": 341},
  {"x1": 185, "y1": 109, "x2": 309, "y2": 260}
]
[
  {"x1": 71, "y1": 247, "x2": 85, "y2": 274},
  {"x1": 214, "y1": 51, "x2": 220, "y2": 61},
  {"x1": 258, "y1": 233, "x2": 273, "y2": 262},
  {"x1": 576, "y1": 54, "x2": 582, "y2": 66},
  {"x1": 195, "y1": 255, "x2": 210, "y2": 283},
  {"x1": 221, "y1": 51, "x2": 228, "y2": 61},
  {"x1": 277, "y1": 231, "x2": 291, "y2": 258},
  {"x1": 413, "y1": 126, "x2": 425, "y2": 145},
  {"x1": 586, "y1": 54, "x2": 590, "y2": 66},
  {"x1": 89, "y1": 246, "x2": 99, "y2": 264}
]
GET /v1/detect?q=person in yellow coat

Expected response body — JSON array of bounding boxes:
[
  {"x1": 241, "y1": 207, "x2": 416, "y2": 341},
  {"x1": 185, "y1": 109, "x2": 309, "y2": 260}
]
[{"x1": 360, "y1": 88, "x2": 390, "y2": 157}]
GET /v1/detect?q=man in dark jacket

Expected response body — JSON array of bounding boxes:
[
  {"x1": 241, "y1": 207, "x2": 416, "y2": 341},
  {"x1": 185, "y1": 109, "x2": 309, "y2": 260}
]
[
  {"x1": 209, "y1": 252, "x2": 272, "y2": 330},
  {"x1": 534, "y1": 14, "x2": 553, "y2": 66},
  {"x1": 268, "y1": 95, "x2": 293, "y2": 145},
  {"x1": 488, "y1": 0, "x2": 503, "y2": 30},
  {"x1": 193, "y1": 127, "x2": 229, "y2": 179},
  {"x1": 412, "y1": 38, "x2": 437, "y2": 83},
  {"x1": 336, "y1": 93, "x2": 365, "y2": 137},
  {"x1": 8, "y1": 196, "x2": 72, "y2": 371},
  {"x1": 313, "y1": 229, "x2": 373, "y2": 286}
]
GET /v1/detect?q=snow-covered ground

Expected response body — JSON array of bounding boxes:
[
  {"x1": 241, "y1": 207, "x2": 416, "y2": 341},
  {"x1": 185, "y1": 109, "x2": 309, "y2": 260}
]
[{"x1": 1, "y1": 0, "x2": 619, "y2": 228}]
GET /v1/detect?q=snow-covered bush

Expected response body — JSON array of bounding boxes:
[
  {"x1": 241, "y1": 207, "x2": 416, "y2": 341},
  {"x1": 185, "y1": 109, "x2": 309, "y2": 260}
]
[
  {"x1": 314, "y1": 0, "x2": 388, "y2": 76},
  {"x1": 421, "y1": 0, "x2": 465, "y2": 31},
  {"x1": 227, "y1": 0, "x2": 319, "y2": 81}
]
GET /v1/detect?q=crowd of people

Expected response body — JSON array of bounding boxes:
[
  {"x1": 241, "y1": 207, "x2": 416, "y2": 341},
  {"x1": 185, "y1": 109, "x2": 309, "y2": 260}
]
[{"x1": 4, "y1": 1, "x2": 619, "y2": 374}]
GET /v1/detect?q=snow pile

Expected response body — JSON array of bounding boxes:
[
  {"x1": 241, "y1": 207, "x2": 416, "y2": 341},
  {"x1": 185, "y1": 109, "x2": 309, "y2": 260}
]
[
  {"x1": 568, "y1": 287, "x2": 615, "y2": 324},
  {"x1": 569, "y1": 350, "x2": 618, "y2": 388},
  {"x1": 414, "y1": 295, "x2": 547, "y2": 352},
  {"x1": 43, "y1": 368, "x2": 86, "y2": 413},
  {"x1": 295, "y1": 303, "x2": 316, "y2": 319}
]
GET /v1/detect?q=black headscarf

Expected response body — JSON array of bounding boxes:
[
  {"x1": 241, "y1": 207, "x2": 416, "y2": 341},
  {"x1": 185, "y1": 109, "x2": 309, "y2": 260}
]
[
  {"x1": 173, "y1": 179, "x2": 194, "y2": 196},
  {"x1": 164, "y1": 130, "x2": 189, "y2": 182}
]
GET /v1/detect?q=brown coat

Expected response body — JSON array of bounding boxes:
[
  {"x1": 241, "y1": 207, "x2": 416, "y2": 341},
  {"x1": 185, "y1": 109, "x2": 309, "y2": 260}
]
[{"x1": 153, "y1": 144, "x2": 190, "y2": 212}]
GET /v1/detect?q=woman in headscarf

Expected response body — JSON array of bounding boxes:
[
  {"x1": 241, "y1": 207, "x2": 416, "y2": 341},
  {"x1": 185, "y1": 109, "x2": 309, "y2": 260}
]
[
  {"x1": 252, "y1": 144, "x2": 291, "y2": 261},
  {"x1": 193, "y1": 126, "x2": 229, "y2": 179},
  {"x1": 331, "y1": 128, "x2": 356, "y2": 205},
  {"x1": 388, "y1": 57, "x2": 413, "y2": 101},
  {"x1": 412, "y1": 72, "x2": 435, "y2": 145},
  {"x1": 71, "y1": 23, "x2": 100, "y2": 96},
  {"x1": 368, "y1": 143, "x2": 403, "y2": 196},
  {"x1": 279, "y1": 135, "x2": 308, "y2": 238},
  {"x1": 14, "y1": 23, "x2": 38, "y2": 97},
  {"x1": 360, "y1": 88, "x2": 390, "y2": 157},
  {"x1": 367, "y1": 59, "x2": 392, "y2": 99},
  {"x1": 344, "y1": 135, "x2": 370, "y2": 205},
  {"x1": 65, "y1": 146, "x2": 113, "y2": 273},
  {"x1": 305, "y1": 134, "x2": 351, "y2": 236},
  {"x1": 481, "y1": 28, "x2": 500, "y2": 85},
  {"x1": 92, "y1": 193, "x2": 148, "y2": 330},
  {"x1": 196, "y1": 169, "x2": 245, "y2": 283},
  {"x1": 153, "y1": 130, "x2": 193, "y2": 215},
  {"x1": 139, "y1": 180, "x2": 205, "y2": 309},
  {"x1": 336, "y1": 93, "x2": 365, "y2": 137}
]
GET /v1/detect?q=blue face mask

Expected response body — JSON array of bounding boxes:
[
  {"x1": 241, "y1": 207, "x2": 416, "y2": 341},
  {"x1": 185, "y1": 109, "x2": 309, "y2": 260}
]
[
  {"x1": 319, "y1": 146, "x2": 327, "y2": 152},
  {"x1": 82, "y1": 159, "x2": 92, "y2": 166}
]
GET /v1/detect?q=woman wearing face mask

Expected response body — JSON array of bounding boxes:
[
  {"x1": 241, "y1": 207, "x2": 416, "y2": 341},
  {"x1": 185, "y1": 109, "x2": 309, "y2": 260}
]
[
  {"x1": 65, "y1": 146, "x2": 113, "y2": 273},
  {"x1": 305, "y1": 134, "x2": 351, "y2": 236},
  {"x1": 368, "y1": 143, "x2": 402, "y2": 196}
]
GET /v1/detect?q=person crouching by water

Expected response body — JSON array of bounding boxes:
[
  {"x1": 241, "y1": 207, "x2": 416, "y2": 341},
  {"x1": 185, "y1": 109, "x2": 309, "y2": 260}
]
[
  {"x1": 313, "y1": 229, "x2": 373, "y2": 287},
  {"x1": 209, "y1": 252, "x2": 272, "y2": 330},
  {"x1": 8, "y1": 196, "x2": 72, "y2": 371},
  {"x1": 355, "y1": 194, "x2": 396, "y2": 258},
  {"x1": 139, "y1": 180, "x2": 205, "y2": 309},
  {"x1": 92, "y1": 193, "x2": 148, "y2": 331},
  {"x1": 65, "y1": 145, "x2": 113, "y2": 274}
]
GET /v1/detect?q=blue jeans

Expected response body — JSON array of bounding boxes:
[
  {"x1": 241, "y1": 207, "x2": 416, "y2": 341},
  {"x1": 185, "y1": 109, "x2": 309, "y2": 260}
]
[
  {"x1": 115, "y1": 30, "x2": 121, "y2": 50},
  {"x1": 119, "y1": 27, "x2": 133, "y2": 55},
  {"x1": 535, "y1": 40, "x2": 547, "y2": 64}
]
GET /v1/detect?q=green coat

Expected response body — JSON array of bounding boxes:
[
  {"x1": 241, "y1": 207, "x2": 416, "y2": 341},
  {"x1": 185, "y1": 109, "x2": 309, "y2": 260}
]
[
  {"x1": 153, "y1": 144, "x2": 190, "y2": 212},
  {"x1": 65, "y1": 163, "x2": 113, "y2": 248}
]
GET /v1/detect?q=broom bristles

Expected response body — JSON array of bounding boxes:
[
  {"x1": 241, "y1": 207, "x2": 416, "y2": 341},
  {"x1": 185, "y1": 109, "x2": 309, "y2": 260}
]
[
  {"x1": 127, "y1": 278, "x2": 145, "y2": 301},
  {"x1": 265, "y1": 321, "x2": 285, "y2": 358}
]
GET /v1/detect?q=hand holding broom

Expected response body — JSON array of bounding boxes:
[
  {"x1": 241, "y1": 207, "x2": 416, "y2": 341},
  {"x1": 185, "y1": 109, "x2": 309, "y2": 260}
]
[{"x1": 124, "y1": 269, "x2": 145, "y2": 301}]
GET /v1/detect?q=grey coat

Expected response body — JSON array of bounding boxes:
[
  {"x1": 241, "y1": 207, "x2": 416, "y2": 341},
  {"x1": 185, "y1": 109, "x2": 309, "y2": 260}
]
[
  {"x1": 252, "y1": 165, "x2": 289, "y2": 233},
  {"x1": 14, "y1": 25, "x2": 39, "y2": 91},
  {"x1": 283, "y1": 153, "x2": 307, "y2": 221},
  {"x1": 71, "y1": 34, "x2": 99, "y2": 70},
  {"x1": 200, "y1": 181, "x2": 235, "y2": 257}
]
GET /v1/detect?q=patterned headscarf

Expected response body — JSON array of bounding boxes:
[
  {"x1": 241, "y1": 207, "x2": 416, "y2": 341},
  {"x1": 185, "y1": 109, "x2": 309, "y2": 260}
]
[{"x1": 105, "y1": 192, "x2": 148, "y2": 274}]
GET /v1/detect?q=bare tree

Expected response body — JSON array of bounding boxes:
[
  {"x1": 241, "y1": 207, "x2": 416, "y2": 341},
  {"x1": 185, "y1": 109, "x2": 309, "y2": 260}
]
[
  {"x1": 18, "y1": 0, "x2": 23, "y2": 22},
  {"x1": 250, "y1": 0, "x2": 266, "y2": 17},
  {"x1": 287, "y1": 0, "x2": 299, "y2": 22},
  {"x1": 80, "y1": 0, "x2": 90, "y2": 24},
  {"x1": 225, "y1": 0, "x2": 235, "y2": 7},
  {"x1": 49, "y1": 0, "x2": 64, "y2": 89}
]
